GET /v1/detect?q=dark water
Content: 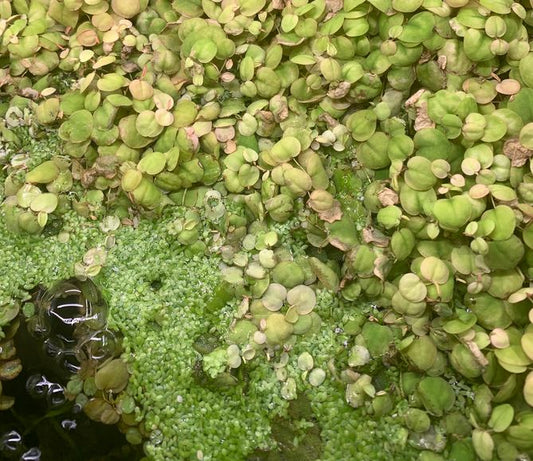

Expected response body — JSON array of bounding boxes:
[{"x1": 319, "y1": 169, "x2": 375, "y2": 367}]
[
  {"x1": 0, "y1": 280, "x2": 143, "y2": 461},
  {"x1": 1, "y1": 372, "x2": 142, "y2": 461}
]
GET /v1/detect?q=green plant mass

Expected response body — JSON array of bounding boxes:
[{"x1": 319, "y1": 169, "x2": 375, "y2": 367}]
[{"x1": 1, "y1": 1, "x2": 533, "y2": 460}]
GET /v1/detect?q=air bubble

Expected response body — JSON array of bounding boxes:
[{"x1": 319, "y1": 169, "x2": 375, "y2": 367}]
[
  {"x1": 26, "y1": 315, "x2": 49, "y2": 339},
  {"x1": 149, "y1": 429, "x2": 163, "y2": 446},
  {"x1": 60, "y1": 350, "x2": 81, "y2": 374},
  {"x1": 21, "y1": 447, "x2": 41, "y2": 461},
  {"x1": 26, "y1": 278, "x2": 121, "y2": 381},
  {"x1": 46, "y1": 382, "x2": 66, "y2": 408},
  {"x1": 0, "y1": 430, "x2": 22, "y2": 455},
  {"x1": 38, "y1": 278, "x2": 108, "y2": 342},
  {"x1": 60, "y1": 419, "x2": 77, "y2": 431},
  {"x1": 76, "y1": 329, "x2": 119, "y2": 364},
  {"x1": 43, "y1": 337, "x2": 64, "y2": 358},
  {"x1": 72, "y1": 403, "x2": 83, "y2": 414},
  {"x1": 26, "y1": 374, "x2": 52, "y2": 399}
]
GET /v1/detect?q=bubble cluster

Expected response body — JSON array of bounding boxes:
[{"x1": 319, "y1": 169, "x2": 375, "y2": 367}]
[
  {"x1": 27, "y1": 278, "x2": 121, "y2": 381},
  {"x1": 0, "y1": 278, "x2": 138, "y2": 460},
  {"x1": 25, "y1": 373, "x2": 66, "y2": 408},
  {"x1": 0, "y1": 430, "x2": 41, "y2": 461}
]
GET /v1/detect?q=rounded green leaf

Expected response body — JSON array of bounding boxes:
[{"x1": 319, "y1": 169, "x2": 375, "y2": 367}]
[
  {"x1": 346, "y1": 110, "x2": 377, "y2": 142},
  {"x1": 362, "y1": 323, "x2": 393, "y2": 358},
  {"x1": 138, "y1": 152, "x2": 167, "y2": 176},
  {"x1": 431, "y1": 159, "x2": 450, "y2": 179},
  {"x1": 488, "y1": 184, "x2": 517, "y2": 202},
  {"x1": 357, "y1": 132, "x2": 390, "y2": 169},
  {"x1": 283, "y1": 168, "x2": 312, "y2": 196},
  {"x1": 129, "y1": 80, "x2": 153, "y2": 101},
  {"x1": 399, "y1": 12, "x2": 434, "y2": 44},
  {"x1": 391, "y1": 290, "x2": 426, "y2": 317},
  {"x1": 265, "y1": 313, "x2": 293, "y2": 345},
  {"x1": 320, "y1": 58, "x2": 341, "y2": 81},
  {"x1": 119, "y1": 115, "x2": 153, "y2": 148},
  {"x1": 26, "y1": 161, "x2": 60, "y2": 184},
  {"x1": 136, "y1": 111, "x2": 164, "y2": 138},
  {"x1": 30, "y1": 193, "x2": 58, "y2": 213},
  {"x1": 404, "y1": 408, "x2": 431, "y2": 433},
  {"x1": 417, "y1": 376, "x2": 456, "y2": 416},
  {"x1": 111, "y1": 0, "x2": 142, "y2": 17},
  {"x1": 290, "y1": 54, "x2": 316, "y2": 65},
  {"x1": 464, "y1": 29, "x2": 493, "y2": 62},
  {"x1": 399, "y1": 185, "x2": 436, "y2": 216},
  {"x1": 287, "y1": 285, "x2": 316, "y2": 315},
  {"x1": 272, "y1": 261, "x2": 305, "y2": 289},
  {"x1": 16, "y1": 185, "x2": 40, "y2": 208},
  {"x1": 281, "y1": 14, "x2": 298, "y2": 33},
  {"x1": 255, "y1": 67, "x2": 281, "y2": 98},
  {"x1": 479, "y1": 0, "x2": 511, "y2": 13},
  {"x1": 461, "y1": 157, "x2": 481, "y2": 176},
  {"x1": 94, "y1": 359, "x2": 129, "y2": 393},
  {"x1": 405, "y1": 156, "x2": 437, "y2": 191},
  {"x1": 308, "y1": 368, "x2": 326, "y2": 387},
  {"x1": 481, "y1": 115, "x2": 507, "y2": 143},
  {"x1": 432, "y1": 196, "x2": 472, "y2": 231},
  {"x1": 240, "y1": 0, "x2": 266, "y2": 16},
  {"x1": 519, "y1": 123, "x2": 533, "y2": 149},
  {"x1": 121, "y1": 169, "x2": 143, "y2": 192},
  {"x1": 521, "y1": 332, "x2": 533, "y2": 361},
  {"x1": 391, "y1": 228, "x2": 415, "y2": 261},
  {"x1": 173, "y1": 100, "x2": 198, "y2": 128},
  {"x1": 472, "y1": 429, "x2": 494, "y2": 461},
  {"x1": 392, "y1": 0, "x2": 423, "y2": 12},
  {"x1": 35, "y1": 98, "x2": 60, "y2": 124},
  {"x1": 488, "y1": 404, "x2": 514, "y2": 433},
  {"x1": 68, "y1": 110, "x2": 93, "y2": 143},
  {"x1": 405, "y1": 335, "x2": 436, "y2": 371},
  {"x1": 348, "y1": 344, "x2": 371, "y2": 368},
  {"x1": 96, "y1": 73, "x2": 126, "y2": 92},
  {"x1": 238, "y1": 164, "x2": 260, "y2": 188},
  {"x1": 297, "y1": 352, "x2": 314, "y2": 371},
  {"x1": 377, "y1": 205, "x2": 402, "y2": 229},
  {"x1": 506, "y1": 425, "x2": 533, "y2": 450},
  {"x1": 343, "y1": 18, "x2": 369, "y2": 37},
  {"x1": 270, "y1": 136, "x2": 301, "y2": 163},
  {"x1": 524, "y1": 372, "x2": 533, "y2": 407},
  {"x1": 495, "y1": 345, "x2": 532, "y2": 373},
  {"x1": 450, "y1": 246, "x2": 476, "y2": 275},
  {"x1": 480, "y1": 205, "x2": 515, "y2": 241},
  {"x1": 524, "y1": 224, "x2": 533, "y2": 250},
  {"x1": 191, "y1": 38, "x2": 217, "y2": 63},
  {"x1": 262, "y1": 283, "x2": 287, "y2": 311},
  {"x1": 398, "y1": 273, "x2": 427, "y2": 303},
  {"x1": 519, "y1": 53, "x2": 533, "y2": 89},
  {"x1": 485, "y1": 236, "x2": 524, "y2": 270},
  {"x1": 443, "y1": 311, "x2": 477, "y2": 335},
  {"x1": 488, "y1": 269, "x2": 524, "y2": 299},
  {"x1": 465, "y1": 293, "x2": 511, "y2": 330},
  {"x1": 420, "y1": 256, "x2": 449, "y2": 284}
]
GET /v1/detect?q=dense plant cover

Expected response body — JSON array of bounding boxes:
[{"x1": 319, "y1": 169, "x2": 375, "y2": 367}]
[{"x1": 1, "y1": 0, "x2": 533, "y2": 460}]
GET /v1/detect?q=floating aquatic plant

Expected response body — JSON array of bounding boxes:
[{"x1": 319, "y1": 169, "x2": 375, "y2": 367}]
[{"x1": 1, "y1": 0, "x2": 533, "y2": 460}]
